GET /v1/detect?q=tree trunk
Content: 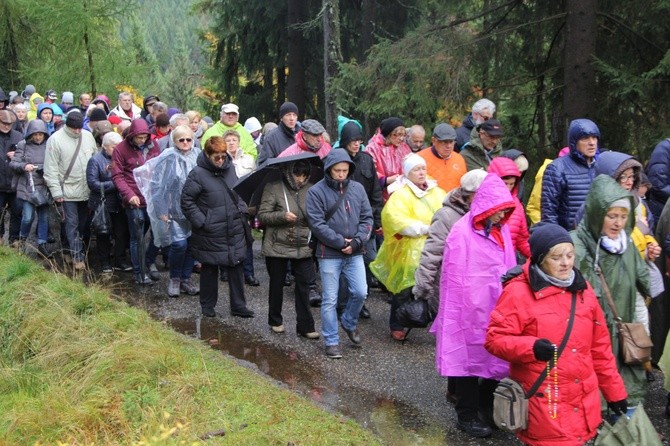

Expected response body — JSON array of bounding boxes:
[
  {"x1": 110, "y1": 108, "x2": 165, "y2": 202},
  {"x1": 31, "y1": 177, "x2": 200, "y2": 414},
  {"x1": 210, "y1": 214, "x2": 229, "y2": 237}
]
[
  {"x1": 286, "y1": 0, "x2": 306, "y2": 117},
  {"x1": 563, "y1": 0, "x2": 597, "y2": 126},
  {"x1": 359, "y1": 0, "x2": 376, "y2": 62},
  {"x1": 323, "y1": 0, "x2": 341, "y2": 138},
  {"x1": 2, "y1": 1, "x2": 19, "y2": 88}
]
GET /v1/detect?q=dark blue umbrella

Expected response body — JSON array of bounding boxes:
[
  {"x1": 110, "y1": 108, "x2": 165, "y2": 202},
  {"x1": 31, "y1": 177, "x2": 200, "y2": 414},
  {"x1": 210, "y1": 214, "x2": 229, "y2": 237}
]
[{"x1": 233, "y1": 152, "x2": 324, "y2": 206}]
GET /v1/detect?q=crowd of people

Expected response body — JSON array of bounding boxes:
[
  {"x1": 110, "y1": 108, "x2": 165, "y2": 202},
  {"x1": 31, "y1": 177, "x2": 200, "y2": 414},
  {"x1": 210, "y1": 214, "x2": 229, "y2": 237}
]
[{"x1": 3, "y1": 86, "x2": 670, "y2": 444}]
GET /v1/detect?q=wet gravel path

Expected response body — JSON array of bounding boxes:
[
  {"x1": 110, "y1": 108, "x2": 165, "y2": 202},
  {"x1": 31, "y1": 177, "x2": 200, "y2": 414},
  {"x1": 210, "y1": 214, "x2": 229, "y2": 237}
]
[{"x1": 93, "y1": 244, "x2": 670, "y2": 445}]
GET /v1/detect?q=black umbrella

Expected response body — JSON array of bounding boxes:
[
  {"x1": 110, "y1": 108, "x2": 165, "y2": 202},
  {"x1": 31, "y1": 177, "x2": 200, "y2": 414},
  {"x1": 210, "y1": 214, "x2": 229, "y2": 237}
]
[{"x1": 234, "y1": 152, "x2": 324, "y2": 206}]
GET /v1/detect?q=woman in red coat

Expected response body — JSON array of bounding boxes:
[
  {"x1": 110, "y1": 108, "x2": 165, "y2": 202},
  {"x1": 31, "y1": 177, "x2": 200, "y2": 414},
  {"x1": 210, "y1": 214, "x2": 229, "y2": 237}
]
[{"x1": 486, "y1": 223, "x2": 627, "y2": 446}]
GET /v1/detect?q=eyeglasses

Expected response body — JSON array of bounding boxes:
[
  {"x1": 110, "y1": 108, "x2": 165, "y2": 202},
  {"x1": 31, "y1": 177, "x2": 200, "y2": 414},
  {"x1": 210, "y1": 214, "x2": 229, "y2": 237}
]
[
  {"x1": 617, "y1": 174, "x2": 635, "y2": 183},
  {"x1": 391, "y1": 131, "x2": 406, "y2": 137},
  {"x1": 178, "y1": 138, "x2": 193, "y2": 143},
  {"x1": 210, "y1": 153, "x2": 227, "y2": 161}
]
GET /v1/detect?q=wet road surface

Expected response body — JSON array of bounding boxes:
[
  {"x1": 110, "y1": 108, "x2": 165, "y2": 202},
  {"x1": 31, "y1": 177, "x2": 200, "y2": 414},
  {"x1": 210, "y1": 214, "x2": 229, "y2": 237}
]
[{"x1": 92, "y1": 244, "x2": 670, "y2": 445}]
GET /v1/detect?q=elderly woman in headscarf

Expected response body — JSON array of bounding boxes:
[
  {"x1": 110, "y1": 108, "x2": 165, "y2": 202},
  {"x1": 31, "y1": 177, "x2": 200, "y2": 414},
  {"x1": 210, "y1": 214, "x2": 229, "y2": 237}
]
[
  {"x1": 370, "y1": 154, "x2": 446, "y2": 341},
  {"x1": 257, "y1": 158, "x2": 320, "y2": 339},
  {"x1": 135, "y1": 125, "x2": 201, "y2": 297},
  {"x1": 572, "y1": 174, "x2": 651, "y2": 407},
  {"x1": 486, "y1": 223, "x2": 628, "y2": 446},
  {"x1": 430, "y1": 174, "x2": 517, "y2": 439}
]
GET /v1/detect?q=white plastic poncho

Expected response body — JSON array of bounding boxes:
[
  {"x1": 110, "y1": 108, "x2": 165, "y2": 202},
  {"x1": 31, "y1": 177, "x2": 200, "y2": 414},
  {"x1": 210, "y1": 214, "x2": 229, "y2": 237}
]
[{"x1": 134, "y1": 147, "x2": 200, "y2": 247}]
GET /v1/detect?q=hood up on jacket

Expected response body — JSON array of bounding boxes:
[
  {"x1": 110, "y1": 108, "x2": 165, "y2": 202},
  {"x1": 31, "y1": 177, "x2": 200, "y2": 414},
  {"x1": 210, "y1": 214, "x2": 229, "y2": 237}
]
[
  {"x1": 125, "y1": 119, "x2": 151, "y2": 141},
  {"x1": 24, "y1": 119, "x2": 48, "y2": 140},
  {"x1": 595, "y1": 150, "x2": 643, "y2": 191},
  {"x1": 568, "y1": 118, "x2": 601, "y2": 164},
  {"x1": 339, "y1": 121, "x2": 364, "y2": 148},
  {"x1": 470, "y1": 173, "x2": 515, "y2": 227},
  {"x1": 580, "y1": 174, "x2": 636, "y2": 241},
  {"x1": 324, "y1": 148, "x2": 356, "y2": 177},
  {"x1": 488, "y1": 157, "x2": 521, "y2": 197}
]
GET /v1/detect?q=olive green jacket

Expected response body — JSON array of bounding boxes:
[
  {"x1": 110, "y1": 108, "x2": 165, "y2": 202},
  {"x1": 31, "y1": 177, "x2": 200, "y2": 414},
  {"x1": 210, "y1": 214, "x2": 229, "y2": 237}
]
[{"x1": 257, "y1": 179, "x2": 313, "y2": 259}]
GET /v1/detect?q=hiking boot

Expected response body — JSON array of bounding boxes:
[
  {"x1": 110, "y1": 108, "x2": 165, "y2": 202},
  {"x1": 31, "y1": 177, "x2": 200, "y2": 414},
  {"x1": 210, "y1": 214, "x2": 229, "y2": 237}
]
[
  {"x1": 37, "y1": 243, "x2": 54, "y2": 259},
  {"x1": 101, "y1": 262, "x2": 113, "y2": 274},
  {"x1": 167, "y1": 278, "x2": 181, "y2": 297},
  {"x1": 325, "y1": 344, "x2": 342, "y2": 359},
  {"x1": 180, "y1": 279, "x2": 200, "y2": 295},
  {"x1": 147, "y1": 263, "x2": 160, "y2": 281},
  {"x1": 341, "y1": 323, "x2": 361, "y2": 345}
]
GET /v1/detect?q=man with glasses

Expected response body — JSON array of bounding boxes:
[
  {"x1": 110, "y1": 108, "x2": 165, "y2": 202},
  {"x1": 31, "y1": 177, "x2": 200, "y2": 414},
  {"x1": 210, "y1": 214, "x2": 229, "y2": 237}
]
[
  {"x1": 460, "y1": 119, "x2": 504, "y2": 171},
  {"x1": 112, "y1": 119, "x2": 161, "y2": 284},
  {"x1": 456, "y1": 98, "x2": 496, "y2": 152},
  {"x1": 201, "y1": 103, "x2": 257, "y2": 160},
  {"x1": 0, "y1": 109, "x2": 24, "y2": 246}
]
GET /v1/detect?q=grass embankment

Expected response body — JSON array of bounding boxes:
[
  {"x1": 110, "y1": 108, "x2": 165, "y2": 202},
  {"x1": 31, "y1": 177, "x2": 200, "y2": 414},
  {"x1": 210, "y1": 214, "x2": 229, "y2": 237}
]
[{"x1": 0, "y1": 248, "x2": 380, "y2": 445}]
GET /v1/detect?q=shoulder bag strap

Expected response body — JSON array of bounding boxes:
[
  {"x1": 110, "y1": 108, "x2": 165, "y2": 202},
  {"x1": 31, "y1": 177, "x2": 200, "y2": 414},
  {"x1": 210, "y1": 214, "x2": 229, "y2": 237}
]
[
  {"x1": 324, "y1": 186, "x2": 347, "y2": 222},
  {"x1": 60, "y1": 135, "x2": 83, "y2": 193},
  {"x1": 525, "y1": 291, "x2": 578, "y2": 398},
  {"x1": 594, "y1": 263, "x2": 622, "y2": 321}
]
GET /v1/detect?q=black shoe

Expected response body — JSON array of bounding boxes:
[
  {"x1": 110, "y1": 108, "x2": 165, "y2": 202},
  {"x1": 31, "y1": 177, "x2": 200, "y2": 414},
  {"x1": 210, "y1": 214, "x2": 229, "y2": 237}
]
[
  {"x1": 37, "y1": 243, "x2": 54, "y2": 259},
  {"x1": 101, "y1": 263, "x2": 113, "y2": 274},
  {"x1": 135, "y1": 274, "x2": 154, "y2": 286},
  {"x1": 284, "y1": 273, "x2": 292, "y2": 287},
  {"x1": 114, "y1": 261, "x2": 133, "y2": 272},
  {"x1": 202, "y1": 308, "x2": 216, "y2": 318},
  {"x1": 220, "y1": 270, "x2": 228, "y2": 282},
  {"x1": 309, "y1": 287, "x2": 322, "y2": 307},
  {"x1": 47, "y1": 235, "x2": 56, "y2": 244},
  {"x1": 245, "y1": 275, "x2": 260, "y2": 286},
  {"x1": 341, "y1": 323, "x2": 361, "y2": 345},
  {"x1": 456, "y1": 419, "x2": 492, "y2": 438},
  {"x1": 368, "y1": 276, "x2": 380, "y2": 289},
  {"x1": 231, "y1": 308, "x2": 255, "y2": 318},
  {"x1": 359, "y1": 305, "x2": 371, "y2": 319},
  {"x1": 147, "y1": 264, "x2": 160, "y2": 281}
]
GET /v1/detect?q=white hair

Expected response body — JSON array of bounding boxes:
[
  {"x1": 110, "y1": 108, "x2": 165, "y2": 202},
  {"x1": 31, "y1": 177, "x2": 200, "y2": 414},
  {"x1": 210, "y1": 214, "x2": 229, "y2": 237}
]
[
  {"x1": 102, "y1": 132, "x2": 123, "y2": 147},
  {"x1": 472, "y1": 98, "x2": 496, "y2": 115}
]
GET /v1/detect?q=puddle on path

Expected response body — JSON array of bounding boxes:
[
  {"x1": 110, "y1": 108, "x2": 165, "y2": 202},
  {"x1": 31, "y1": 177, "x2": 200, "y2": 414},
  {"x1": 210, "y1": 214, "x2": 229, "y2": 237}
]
[{"x1": 167, "y1": 317, "x2": 443, "y2": 444}]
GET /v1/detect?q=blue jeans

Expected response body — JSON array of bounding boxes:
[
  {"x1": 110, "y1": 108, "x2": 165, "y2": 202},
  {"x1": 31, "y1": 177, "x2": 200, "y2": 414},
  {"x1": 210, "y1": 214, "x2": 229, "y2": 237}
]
[
  {"x1": 19, "y1": 199, "x2": 49, "y2": 244},
  {"x1": 318, "y1": 255, "x2": 367, "y2": 346},
  {"x1": 169, "y1": 238, "x2": 193, "y2": 280},
  {"x1": 126, "y1": 207, "x2": 158, "y2": 277},
  {"x1": 62, "y1": 201, "x2": 88, "y2": 261}
]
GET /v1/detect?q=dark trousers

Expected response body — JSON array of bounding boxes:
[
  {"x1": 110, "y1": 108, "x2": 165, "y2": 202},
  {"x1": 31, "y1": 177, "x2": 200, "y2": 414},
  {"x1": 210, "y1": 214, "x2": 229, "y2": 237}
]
[
  {"x1": 244, "y1": 241, "x2": 255, "y2": 278},
  {"x1": 200, "y1": 262, "x2": 247, "y2": 313},
  {"x1": 62, "y1": 201, "x2": 89, "y2": 261},
  {"x1": 0, "y1": 192, "x2": 22, "y2": 242},
  {"x1": 450, "y1": 376, "x2": 498, "y2": 421},
  {"x1": 95, "y1": 210, "x2": 129, "y2": 265},
  {"x1": 266, "y1": 256, "x2": 315, "y2": 334}
]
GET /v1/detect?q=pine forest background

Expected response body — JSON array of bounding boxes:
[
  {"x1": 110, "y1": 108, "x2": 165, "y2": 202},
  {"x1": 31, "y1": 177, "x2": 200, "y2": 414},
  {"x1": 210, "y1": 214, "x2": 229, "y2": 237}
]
[{"x1": 1, "y1": 0, "x2": 669, "y2": 167}]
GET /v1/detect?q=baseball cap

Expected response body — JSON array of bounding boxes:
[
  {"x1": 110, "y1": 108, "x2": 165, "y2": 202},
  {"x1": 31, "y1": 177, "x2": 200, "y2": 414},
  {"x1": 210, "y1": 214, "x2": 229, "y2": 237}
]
[{"x1": 479, "y1": 119, "x2": 503, "y2": 136}]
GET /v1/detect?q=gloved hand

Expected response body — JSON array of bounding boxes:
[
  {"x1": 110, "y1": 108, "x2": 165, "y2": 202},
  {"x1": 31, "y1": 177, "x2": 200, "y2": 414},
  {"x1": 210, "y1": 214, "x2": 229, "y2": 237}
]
[
  {"x1": 533, "y1": 338, "x2": 554, "y2": 361},
  {"x1": 607, "y1": 399, "x2": 628, "y2": 415},
  {"x1": 399, "y1": 223, "x2": 430, "y2": 237}
]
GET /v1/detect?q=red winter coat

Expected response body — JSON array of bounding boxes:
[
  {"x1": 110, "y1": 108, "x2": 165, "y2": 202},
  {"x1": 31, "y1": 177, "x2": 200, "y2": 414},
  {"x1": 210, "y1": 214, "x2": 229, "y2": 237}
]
[
  {"x1": 485, "y1": 263, "x2": 627, "y2": 446},
  {"x1": 488, "y1": 157, "x2": 531, "y2": 258}
]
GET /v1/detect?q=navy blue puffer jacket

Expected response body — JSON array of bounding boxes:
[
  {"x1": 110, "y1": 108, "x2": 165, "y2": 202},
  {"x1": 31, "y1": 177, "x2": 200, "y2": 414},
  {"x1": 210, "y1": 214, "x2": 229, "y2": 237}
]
[
  {"x1": 646, "y1": 138, "x2": 670, "y2": 221},
  {"x1": 541, "y1": 119, "x2": 600, "y2": 229}
]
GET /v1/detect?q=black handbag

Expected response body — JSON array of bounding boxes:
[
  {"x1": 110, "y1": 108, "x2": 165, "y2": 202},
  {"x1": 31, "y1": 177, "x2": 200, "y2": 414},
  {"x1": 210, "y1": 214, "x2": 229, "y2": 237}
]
[
  {"x1": 27, "y1": 172, "x2": 48, "y2": 207},
  {"x1": 395, "y1": 298, "x2": 433, "y2": 328},
  {"x1": 90, "y1": 185, "x2": 111, "y2": 235}
]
